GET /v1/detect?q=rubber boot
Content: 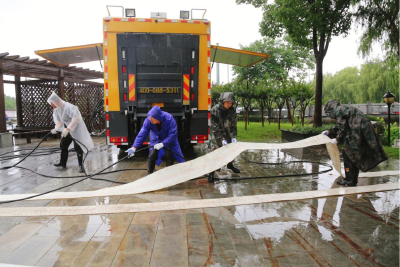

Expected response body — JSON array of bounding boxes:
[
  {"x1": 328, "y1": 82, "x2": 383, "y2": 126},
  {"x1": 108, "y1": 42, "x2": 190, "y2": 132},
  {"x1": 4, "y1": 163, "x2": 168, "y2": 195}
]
[
  {"x1": 227, "y1": 161, "x2": 240, "y2": 173},
  {"x1": 337, "y1": 153, "x2": 358, "y2": 186},
  {"x1": 148, "y1": 159, "x2": 156, "y2": 174},
  {"x1": 77, "y1": 153, "x2": 84, "y2": 173},
  {"x1": 208, "y1": 172, "x2": 214, "y2": 183}
]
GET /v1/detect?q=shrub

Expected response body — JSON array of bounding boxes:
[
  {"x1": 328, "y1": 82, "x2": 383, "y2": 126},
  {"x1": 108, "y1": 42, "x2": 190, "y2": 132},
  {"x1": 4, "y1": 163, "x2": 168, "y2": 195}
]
[
  {"x1": 366, "y1": 115, "x2": 385, "y2": 123},
  {"x1": 383, "y1": 122, "x2": 400, "y2": 146},
  {"x1": 291, "y1": 124, "x2": 335, "y2": 134}
]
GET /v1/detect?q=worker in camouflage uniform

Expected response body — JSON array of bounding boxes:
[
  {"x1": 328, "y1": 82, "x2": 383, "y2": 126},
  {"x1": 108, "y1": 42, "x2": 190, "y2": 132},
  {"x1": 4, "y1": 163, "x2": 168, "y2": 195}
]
[
  {"x1": 207, "y1": 92, "x2": 240, "y2": 182},
  {"x1": 322, "y1": 100, "x2": 388, "y2": 186}
]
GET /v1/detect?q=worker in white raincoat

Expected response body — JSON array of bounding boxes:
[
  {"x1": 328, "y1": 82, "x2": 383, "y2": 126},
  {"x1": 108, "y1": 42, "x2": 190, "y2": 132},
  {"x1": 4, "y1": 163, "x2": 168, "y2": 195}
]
[{"x1": 47, "y1": 92, "x2": 94, "y2": 173}]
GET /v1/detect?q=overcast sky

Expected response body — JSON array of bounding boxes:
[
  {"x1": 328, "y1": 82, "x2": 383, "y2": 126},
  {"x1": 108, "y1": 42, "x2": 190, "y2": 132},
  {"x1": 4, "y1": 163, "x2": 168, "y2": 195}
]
[{"x1": 1, "y1": 0, "x2": 383, "y2": 97}]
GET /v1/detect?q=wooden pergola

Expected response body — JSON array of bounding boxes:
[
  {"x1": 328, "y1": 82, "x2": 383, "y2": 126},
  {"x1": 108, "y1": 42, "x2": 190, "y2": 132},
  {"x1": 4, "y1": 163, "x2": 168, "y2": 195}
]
[{"x1": 0, "y1": 52, "x2": 104, "y2": 132}]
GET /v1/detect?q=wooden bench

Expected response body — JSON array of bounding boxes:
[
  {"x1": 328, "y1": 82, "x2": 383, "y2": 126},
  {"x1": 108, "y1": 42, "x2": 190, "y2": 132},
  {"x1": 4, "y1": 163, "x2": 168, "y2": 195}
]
[{"x1": 12, "y1": 130, "x2": 57, "y2": 145}]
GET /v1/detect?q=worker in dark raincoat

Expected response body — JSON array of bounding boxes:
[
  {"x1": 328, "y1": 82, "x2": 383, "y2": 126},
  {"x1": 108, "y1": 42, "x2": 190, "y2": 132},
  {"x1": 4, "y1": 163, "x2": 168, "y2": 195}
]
[
  {"x1": 126, "y1": 105, "x2": 185, "y2": 174},
  {"x1": 207, "y1": 92, "x2": 240, "y2": 182},
  {"x1": 322, "y1": 100, "x2": 388, "y2": 186}
]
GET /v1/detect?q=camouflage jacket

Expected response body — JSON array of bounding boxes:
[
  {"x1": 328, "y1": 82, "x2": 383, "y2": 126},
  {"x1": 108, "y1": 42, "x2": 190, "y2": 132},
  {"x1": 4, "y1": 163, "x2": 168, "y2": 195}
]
[
  {"x1": 324, "y1": 100, "x2": 387, "y2": 172},
  {"x1": 208, "y1": 92, "x2": 238, "y2": 150}
]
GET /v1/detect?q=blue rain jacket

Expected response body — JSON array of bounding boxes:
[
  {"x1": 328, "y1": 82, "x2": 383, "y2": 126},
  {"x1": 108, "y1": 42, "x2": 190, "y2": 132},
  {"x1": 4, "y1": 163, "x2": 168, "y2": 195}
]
[{"x1": 133, "y1": 106, "x2": 185, "y2": 165}]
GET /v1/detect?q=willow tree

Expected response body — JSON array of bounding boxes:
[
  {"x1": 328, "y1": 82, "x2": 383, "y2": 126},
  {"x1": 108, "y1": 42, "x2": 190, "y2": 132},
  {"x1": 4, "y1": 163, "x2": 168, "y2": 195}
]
[
  {"x1": 355, "y1": 0, "x2": 399, "y2": 58},
  {"x1": 237, "y1": 0, "x2": 353, "y2": 127}
]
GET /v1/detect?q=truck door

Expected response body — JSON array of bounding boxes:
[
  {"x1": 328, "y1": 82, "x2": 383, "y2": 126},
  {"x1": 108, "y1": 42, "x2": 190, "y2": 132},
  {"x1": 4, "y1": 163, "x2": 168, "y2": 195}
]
[{"x1": 115, "y1": 33, "x2": 199, "y2": 144}]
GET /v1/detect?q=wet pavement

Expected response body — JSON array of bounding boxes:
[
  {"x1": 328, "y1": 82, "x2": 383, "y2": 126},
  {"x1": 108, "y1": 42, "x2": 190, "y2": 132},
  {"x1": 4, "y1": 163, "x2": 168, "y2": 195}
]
[{"x1": 0, "y1": 137, "x2": 398, "y2": 266}]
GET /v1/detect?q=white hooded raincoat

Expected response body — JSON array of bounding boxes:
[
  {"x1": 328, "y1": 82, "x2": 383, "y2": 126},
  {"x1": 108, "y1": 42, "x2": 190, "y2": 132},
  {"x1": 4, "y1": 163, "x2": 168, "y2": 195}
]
[{"x1": 47, "y1": 92, "x2": 94, "y2": 153}]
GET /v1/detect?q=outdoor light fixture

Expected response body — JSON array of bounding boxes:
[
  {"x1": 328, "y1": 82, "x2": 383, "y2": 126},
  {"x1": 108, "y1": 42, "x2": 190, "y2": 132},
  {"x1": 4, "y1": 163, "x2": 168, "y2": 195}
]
[
  {"x1": 180, "y1": 10, "x2": 190, "y2": 19},
  {"x1": 125, "y1": 8, "x2": 136, "y2": 17},
  {"x1": 383, "y1": 90, "x2": 395, "y2": 105},
  {"x1": 383, "y1": 90, "x2": 395, "y2": 146}
]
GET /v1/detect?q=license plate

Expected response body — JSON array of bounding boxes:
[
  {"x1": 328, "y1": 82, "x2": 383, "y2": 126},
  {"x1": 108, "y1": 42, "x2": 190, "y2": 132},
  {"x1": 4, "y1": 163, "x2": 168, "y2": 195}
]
[{"x1": 152, "y1": 103, "x2": 164, "y2": 107}]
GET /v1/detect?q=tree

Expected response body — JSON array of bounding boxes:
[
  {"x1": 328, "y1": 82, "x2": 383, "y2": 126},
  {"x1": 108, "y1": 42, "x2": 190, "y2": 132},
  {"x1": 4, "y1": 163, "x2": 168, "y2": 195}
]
[
  {"x1": 234, "y1": 81, "x2": 254, "y2": 130},
  {"x1": 254, "y1": 78, "x2": 275, "y2": 127},
  {"x1": 237, "y1": 0, "x2": 353, "y2": 127},
  {"x1": 5, "y1": 95, "x2": 16, "y2": 110},
  {"x1": 274, "y1": 81, "x2": 289, "y2": 130},
  {"x1": 297, "y1": 82, "x2": 315, "y2": 126},
  {"x1": 211, "y1": 83, "x2": 226, "y2": 106},
  {"x1": 288, "y1": 79, "x2": 302, "y2": 125},
  {"x1": 323, "y1": 57, "x2": 399, "y2": 103},
  {"x1": 355, "y1": 0, "x2": 399, "y2": 58},
  {"x1": 232, "y1": 37, "x2": 314, "y2": 82},
  {"x1": 323, "y1": 67, "x2": 360, "y2": 103},
  {"x1": 232, "y1": 37, "x2": 315, "y2": 125}
]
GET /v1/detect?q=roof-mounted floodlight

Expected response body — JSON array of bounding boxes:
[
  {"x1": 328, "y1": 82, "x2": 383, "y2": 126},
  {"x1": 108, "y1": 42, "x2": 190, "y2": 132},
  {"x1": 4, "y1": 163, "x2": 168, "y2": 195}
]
[
  {"x1": 125, "y1": 8, "x2": 136, "y2": 18},
  {"x1": 191, "y1": 9, "x2": 207, "y2": 20},
  {"x1": 180, "y1": 10, "x2": 190, "y2": 19}
]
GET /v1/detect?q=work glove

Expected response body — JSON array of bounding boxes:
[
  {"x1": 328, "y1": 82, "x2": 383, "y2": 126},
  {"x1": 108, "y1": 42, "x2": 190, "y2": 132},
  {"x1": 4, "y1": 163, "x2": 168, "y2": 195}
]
[
  {"x1": 231, "y1": 138, "x2": 237, "y2": 143},
  {"x1": 61, "y1": 128, "x2": 70, "y2": 137},
  {"x1": 331, "y1": 138, "x2": 338, "y2": 145},
  {"x1": 51, "y1": 129, "x2": 58, "y2": 135},
  {"x1": 321, "y1": 131, "x2": 329, "y2": 136},
  {"x1": 222, "y1": 140, "x2": 228, "y2": 146},
  {"x1": 154, "y1": 143, "x2": 164, "y2": 150},
  {"x1": 125, "y1": 147, "x2": 135, "y2": 158}
]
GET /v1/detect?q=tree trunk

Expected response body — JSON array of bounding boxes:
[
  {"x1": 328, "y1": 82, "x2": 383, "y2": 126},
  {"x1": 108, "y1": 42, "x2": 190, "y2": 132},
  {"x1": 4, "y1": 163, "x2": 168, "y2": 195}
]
[
  {"x1": 291, "y1": 107, "x2": 296, "y2": 125},
  {"x1": 268, "y1": 108, "x2": 272, "y2": 125},
  {"x1": 278, "y1": 108, "x2": 282, "y2": 130},
  {"x1": 286, "y1": 99, "x2": 293, "y2": 125},
  {"x1": 313, "y1": 55, "x2": 323, "y2": 127},
  {"x1": 245, "y1": 109, "x2": 248, "y2": 130},
  {"x1": 261, "y1": 107, "x2": 265, "y2": 127}
]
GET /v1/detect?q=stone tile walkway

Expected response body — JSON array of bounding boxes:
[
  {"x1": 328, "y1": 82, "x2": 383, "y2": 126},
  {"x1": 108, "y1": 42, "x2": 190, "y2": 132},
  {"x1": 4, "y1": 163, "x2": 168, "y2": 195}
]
[{"x1": 0, "y1": 137, "x2": 398, "y2": 266}]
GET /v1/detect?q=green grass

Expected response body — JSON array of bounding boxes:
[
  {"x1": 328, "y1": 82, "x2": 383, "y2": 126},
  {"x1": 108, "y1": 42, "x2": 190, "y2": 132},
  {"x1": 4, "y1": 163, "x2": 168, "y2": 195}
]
[
  {"x1": 383, "y1": 146, "x2": 400, "y2": 159},
  {"x1": 237, "y1": 121, "x2": 293, "y2": 141},
  {"x1": 236, "y1": 121, "x2": 399, "y2": 159}
]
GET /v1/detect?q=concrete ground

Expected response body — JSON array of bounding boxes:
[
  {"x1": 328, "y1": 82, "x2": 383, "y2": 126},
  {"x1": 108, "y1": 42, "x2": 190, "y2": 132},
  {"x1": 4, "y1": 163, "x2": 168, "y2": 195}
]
[{"x1": 0, "y1": 136, "x2": 398, "y2": 267}]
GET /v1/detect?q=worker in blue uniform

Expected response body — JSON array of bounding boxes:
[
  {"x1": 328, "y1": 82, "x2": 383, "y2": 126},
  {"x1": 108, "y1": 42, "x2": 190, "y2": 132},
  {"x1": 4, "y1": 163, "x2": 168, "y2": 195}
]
[{"x1": 126, "y1": 105, "x2": 185, "y2": 174}]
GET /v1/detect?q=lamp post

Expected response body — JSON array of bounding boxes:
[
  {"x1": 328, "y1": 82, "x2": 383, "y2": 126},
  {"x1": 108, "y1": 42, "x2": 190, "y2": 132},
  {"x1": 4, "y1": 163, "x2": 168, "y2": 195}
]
[{"x1": 383, "y1": 90, "x2": 395, "y2": 146}]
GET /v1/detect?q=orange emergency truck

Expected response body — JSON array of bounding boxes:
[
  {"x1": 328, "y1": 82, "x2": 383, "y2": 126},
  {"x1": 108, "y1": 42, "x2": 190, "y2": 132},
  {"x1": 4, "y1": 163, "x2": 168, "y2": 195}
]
[{"x1": 36, "y1": 7, "x2": 269, "y2": 150}]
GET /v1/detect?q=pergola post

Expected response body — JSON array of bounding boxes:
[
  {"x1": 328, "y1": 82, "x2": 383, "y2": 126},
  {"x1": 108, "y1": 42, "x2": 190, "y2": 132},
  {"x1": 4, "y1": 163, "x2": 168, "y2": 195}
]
[
  {"x1": 58, "y1": 69, "x2": 65, "y2": 99},
  {"x1": 0, "y1": 60, "x2": 6, "y2": 132},
  {"x1": 15, "y1": 75, "x2": 23, "y2": 128}
]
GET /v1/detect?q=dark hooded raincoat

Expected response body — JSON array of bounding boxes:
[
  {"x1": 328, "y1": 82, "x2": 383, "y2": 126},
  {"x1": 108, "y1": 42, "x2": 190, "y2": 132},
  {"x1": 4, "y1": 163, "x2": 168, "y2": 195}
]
[
  {"x1": 208, "y1": 92, "x2": 238, "y2": 151},
  {"x1": 324, "y1": 100, "x2": 387, "y2": 172}
]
